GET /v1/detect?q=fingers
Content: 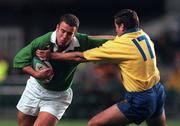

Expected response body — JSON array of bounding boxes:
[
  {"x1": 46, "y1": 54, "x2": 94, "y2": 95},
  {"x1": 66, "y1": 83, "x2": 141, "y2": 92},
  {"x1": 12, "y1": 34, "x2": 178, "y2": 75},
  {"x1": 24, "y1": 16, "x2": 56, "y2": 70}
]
[
  {"x1": 36, "y1": 50, "x2": 45, "y2": 60},
  {"x1": 36, "y1": 49, "x2": 50, "y2": 60},
  {"x1": 38, "y1": 68, "x2": 54, "y2": 78},
  {"x1": 40, "y1": 68, "x2": 53, "y2": 74}
]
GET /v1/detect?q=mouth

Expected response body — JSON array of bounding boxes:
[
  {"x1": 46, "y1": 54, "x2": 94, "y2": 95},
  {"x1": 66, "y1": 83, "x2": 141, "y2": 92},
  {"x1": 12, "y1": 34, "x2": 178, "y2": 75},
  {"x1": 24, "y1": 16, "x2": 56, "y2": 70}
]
[
  {"x1": 57, "y1": 38, "x2": 70, "y2": 46},
  {"x1": 57, "y1": 39, "x2": 65, "y2": 45}
]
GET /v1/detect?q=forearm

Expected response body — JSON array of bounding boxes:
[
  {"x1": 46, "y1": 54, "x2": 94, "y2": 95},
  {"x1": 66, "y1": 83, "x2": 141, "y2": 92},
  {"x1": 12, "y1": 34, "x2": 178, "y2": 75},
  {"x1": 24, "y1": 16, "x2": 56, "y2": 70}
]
[
  {"x1": 22, "y1": 66, "x2": 37, "y2": 77},
  {"x1": 23, "y1": 65, "x2": 54, "y2": 79},
  {"x1": 50, "y1": 52, "x2": 86, "y2": 62},
  {"x1": 89, "y1": 35, "x2": 114, "y2": 39}
]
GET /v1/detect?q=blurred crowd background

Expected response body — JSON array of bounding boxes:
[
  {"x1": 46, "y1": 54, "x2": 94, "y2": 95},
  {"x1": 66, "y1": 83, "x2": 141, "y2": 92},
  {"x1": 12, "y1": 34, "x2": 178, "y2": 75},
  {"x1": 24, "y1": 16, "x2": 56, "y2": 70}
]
[{"x1": 0, "y1": 0, "x2": 180, "y2": 120}]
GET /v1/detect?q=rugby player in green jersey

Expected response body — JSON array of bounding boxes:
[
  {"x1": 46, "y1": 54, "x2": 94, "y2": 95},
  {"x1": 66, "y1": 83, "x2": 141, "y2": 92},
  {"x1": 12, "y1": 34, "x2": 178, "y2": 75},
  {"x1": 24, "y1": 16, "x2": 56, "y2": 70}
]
[
  {"x1": 13, "y1": 14, "x2": 113, "y2": 126},
  {"x1": 38, "y1": 9, "x2": 167, "y2": 126}
]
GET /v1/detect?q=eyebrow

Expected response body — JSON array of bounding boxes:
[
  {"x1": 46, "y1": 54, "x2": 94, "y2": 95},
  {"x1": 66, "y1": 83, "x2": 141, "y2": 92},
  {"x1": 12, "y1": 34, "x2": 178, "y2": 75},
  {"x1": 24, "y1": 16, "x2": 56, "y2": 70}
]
[{"x1": 61, "y1": 28, "x2": 73, "y2": 35}]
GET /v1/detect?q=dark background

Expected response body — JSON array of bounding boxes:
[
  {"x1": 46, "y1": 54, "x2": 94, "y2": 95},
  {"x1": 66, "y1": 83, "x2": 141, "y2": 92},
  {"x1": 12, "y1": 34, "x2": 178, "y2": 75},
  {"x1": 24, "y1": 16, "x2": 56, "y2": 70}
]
[{"x1": 0, "y1": 0, "x2": 165, "y2": 42}]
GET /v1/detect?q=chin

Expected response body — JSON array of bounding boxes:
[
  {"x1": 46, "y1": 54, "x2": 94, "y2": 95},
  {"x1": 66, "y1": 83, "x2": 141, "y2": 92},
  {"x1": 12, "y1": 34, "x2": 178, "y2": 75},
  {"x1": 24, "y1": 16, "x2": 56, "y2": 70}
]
[{"x1": 57, "y1": 42, "x2": 63, "y2": 46}]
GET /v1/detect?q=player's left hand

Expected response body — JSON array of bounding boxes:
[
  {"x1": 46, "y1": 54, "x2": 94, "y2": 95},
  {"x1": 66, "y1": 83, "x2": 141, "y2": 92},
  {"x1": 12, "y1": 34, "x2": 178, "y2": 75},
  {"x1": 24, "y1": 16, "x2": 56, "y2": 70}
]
[{"x1": 36, "y1": 49, "x2": 51, "y2": 60}]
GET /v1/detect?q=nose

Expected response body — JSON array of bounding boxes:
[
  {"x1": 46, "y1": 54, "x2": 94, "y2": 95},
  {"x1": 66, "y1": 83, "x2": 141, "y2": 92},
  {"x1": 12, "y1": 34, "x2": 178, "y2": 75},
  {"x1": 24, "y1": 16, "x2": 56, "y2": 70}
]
[{"x1": 62, "y1": 32, "x2": 68, "y2": 39}]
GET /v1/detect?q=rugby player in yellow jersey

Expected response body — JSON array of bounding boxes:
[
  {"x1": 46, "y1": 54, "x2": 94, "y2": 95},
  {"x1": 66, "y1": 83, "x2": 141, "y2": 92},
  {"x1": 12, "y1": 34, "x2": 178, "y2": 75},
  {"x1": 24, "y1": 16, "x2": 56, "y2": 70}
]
[{"x1": 36, "y1": 9, "x2": 167, "y2": 126}]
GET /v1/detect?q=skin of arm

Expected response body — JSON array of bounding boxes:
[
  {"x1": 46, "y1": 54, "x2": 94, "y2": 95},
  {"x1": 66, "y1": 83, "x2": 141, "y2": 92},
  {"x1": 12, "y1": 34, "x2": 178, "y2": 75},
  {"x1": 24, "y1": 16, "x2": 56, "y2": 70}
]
[
  {"x1": 36, "y1": 49, "x2": 85, "y2": 61},
  {"x1": 89, "y1": 35, "x2": 114, "y2": 39},
  {"x1": 36, "y1": 34, "x2": 113, "y2": 61},
  {"x1": 50, "y1": 52, "x2": 85, "y2": 62},
  {"x1": 23, "y1": 65, "x2": 54, "y2": 79},
  {"x1": 36, "y1": 35, "x2": 114, "y2": 61}
]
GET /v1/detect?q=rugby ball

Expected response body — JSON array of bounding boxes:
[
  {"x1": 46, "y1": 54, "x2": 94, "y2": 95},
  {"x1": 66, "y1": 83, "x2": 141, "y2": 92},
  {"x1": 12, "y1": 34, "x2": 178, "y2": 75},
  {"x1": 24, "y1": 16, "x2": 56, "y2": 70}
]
[{"x1": 32, "y1": 57, "x2": 53, "y2": 83}]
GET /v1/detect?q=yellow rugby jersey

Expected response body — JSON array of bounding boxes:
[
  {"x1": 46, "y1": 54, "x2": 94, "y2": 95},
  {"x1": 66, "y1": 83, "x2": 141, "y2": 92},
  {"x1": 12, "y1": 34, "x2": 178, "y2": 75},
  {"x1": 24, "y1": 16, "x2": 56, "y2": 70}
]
[{"x1": 83, "y1": 28, "x2": 160, "y2": 92}]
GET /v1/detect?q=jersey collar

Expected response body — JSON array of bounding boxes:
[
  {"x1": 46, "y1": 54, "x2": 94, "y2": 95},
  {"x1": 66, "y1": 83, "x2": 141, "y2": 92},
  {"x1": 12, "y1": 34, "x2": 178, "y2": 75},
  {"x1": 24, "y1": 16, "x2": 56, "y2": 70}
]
[
  {"x1": 50, "y1": 31, "x2": 80, "y2": 52},
  {"x1": 124, "y1": 27, "x2": 140, "y2": 34}
]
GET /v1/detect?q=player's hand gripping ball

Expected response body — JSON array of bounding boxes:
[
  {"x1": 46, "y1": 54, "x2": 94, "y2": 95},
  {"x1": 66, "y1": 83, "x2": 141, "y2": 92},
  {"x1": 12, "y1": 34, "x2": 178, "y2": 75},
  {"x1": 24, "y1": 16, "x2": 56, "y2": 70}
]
[{"x1": 32, "y1": 57, "x2": 54, "y2": 84}]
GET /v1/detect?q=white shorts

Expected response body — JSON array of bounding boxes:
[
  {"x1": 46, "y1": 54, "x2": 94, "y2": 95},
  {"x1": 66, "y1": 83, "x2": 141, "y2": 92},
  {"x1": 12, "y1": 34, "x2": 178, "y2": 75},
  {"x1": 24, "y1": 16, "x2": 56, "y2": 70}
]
[{"x1": 17, "y1": 76, "x2": 73, "y2": 120}]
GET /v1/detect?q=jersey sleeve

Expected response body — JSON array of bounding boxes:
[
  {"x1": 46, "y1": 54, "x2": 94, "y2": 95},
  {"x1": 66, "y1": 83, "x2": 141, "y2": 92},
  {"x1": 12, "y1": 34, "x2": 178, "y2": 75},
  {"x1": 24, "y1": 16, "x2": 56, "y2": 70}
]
[
  {"x1": 13, "y1": 42, "x2": 35, "y2": 68},
  {"x1": 83, "y1": 39, "x2": 133, "y2": 62},
  {"x1": 13, "y1": 32, "x2": 52, "y2": 68},
  {"x1": 76, "y1": 33, "x2": 109, "y2": 51}
]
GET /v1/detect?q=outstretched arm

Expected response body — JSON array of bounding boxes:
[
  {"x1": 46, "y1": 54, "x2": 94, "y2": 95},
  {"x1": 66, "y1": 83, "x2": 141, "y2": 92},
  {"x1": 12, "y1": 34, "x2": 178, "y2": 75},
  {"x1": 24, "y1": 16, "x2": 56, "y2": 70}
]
[
  {"x1": 51, "y1": 52, "x2": 86, "y2": 62},
  {"x1": 36, "y1": 49, "x2": 86, "y2": 62},
  {"x1": 89, "y1": 35, "x2": 114, "y2": 39}
]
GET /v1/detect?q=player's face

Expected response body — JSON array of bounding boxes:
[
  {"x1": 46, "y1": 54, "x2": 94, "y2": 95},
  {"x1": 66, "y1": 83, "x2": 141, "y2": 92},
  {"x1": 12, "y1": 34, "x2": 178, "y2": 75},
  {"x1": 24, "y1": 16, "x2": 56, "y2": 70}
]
[
  {"x1": 115, "y1": 22, "x2": 124, "y2": 36},
  {"x1": 56, "y1": 21, "x2": 77, "y2": 46}
]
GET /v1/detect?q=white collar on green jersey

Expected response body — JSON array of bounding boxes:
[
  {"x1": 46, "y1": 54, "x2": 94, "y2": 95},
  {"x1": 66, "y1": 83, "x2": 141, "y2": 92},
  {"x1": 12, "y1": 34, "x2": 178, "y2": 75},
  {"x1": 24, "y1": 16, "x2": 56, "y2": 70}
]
[{"x1": 50, "y1": 31, "x2": 80, "y2": 52}]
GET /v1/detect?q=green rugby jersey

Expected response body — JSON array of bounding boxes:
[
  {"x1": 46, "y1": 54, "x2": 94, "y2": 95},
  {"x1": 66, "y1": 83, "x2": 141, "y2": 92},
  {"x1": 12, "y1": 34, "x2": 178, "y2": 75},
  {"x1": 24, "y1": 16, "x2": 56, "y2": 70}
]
[{"x1": 13, "y1": 32, "x2": 108, "y2": 91}]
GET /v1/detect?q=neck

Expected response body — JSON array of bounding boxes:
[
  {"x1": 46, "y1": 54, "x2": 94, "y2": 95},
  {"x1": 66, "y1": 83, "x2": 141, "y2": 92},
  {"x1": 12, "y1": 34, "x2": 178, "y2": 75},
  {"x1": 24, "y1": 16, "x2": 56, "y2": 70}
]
[{"x1": 58, "y1": 43, "x2": 70, "y2": 52}]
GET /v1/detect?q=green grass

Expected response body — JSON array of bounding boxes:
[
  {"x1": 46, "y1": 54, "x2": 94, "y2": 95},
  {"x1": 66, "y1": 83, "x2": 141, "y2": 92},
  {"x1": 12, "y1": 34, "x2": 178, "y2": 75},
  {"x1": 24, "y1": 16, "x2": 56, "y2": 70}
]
[
  {"x1": 58, "y1": 120, "x2": 87, "y2": 126},
  {"x1": 0, "y1": 119, "x2": 179, "y2": 126}
]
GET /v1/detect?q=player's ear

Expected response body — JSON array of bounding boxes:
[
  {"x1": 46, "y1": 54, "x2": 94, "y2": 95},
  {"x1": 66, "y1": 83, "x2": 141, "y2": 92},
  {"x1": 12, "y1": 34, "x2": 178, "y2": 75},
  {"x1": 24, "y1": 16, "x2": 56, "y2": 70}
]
[
  {"x1": 74, "y1": 31, "x2": 77, "y2": 36},
  {"x1": 121, "y1": 23, "x2": 126, "y2": 32},
  {"x1": 56, "y1": 24, "x2": 60, "y2": 30},
  {"x1": 72, "y1": 28, "x2": 78, "y2": 37}
]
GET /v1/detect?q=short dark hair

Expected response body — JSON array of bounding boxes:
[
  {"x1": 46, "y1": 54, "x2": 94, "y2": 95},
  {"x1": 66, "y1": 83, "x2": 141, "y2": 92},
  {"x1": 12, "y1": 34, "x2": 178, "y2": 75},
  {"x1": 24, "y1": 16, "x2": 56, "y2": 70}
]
[
  {"x1": 114, "y1": 9, "x2": 139, "y2": 29},
  {"x1": 59, "y1": 14, "x2": 80, "y2": 28}
]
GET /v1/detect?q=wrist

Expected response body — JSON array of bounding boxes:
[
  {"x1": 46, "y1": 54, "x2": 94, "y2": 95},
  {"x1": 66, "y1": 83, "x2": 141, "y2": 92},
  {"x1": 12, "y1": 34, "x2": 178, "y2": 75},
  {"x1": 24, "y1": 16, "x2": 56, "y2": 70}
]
[
  {"x1": 49, "y1": 53, "x2": 52, "y2": 60},
  {"x1": 31, "y1": 70, "x2": 38, "y2": 78},
  {"x1": 50, "y1": 53, "x2": 55, "y2": 60}
]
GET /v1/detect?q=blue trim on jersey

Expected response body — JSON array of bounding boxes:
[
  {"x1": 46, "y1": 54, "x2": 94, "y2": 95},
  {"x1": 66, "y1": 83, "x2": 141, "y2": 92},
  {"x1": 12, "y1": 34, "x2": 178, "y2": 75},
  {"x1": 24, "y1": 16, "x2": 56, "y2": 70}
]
[
  {"x1": 124, "y1": 27, "x2": 140, "y2": 34},
  {"x1": 132, "y1": 39, "x2": 147, "y2": 61}
]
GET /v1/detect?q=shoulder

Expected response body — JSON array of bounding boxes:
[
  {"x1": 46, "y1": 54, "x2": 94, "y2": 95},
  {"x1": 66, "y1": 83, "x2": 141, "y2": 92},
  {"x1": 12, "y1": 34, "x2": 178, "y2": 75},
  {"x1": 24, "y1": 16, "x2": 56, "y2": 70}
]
[
  {"x1": 75, "y1": 32, "x2": 88, "y2": 40},
  {"x1": 35, "y1": 32, "x2": 53, "y2": 42},
  {"x1": 32, "y1": 32, "x2": 53, "y2": 49}
]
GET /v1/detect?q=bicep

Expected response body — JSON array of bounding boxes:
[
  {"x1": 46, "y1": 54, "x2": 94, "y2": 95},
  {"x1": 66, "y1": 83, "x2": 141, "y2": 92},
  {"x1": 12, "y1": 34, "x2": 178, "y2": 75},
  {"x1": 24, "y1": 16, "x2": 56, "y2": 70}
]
[{"x1": 13, "y1": 40, "x2": 38, "y2": 68}]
